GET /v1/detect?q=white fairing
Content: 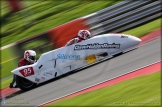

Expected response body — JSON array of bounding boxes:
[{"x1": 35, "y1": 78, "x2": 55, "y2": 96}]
[{"x1": 11, "y1": 34, "x2": 141, "y2": 84}]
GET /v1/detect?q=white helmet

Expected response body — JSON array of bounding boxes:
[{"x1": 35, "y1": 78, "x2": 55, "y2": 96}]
[
  {"x1": 24, "y1": 50, "x2": 36, "y2": 63},
  {"x1": 78, "y1": 30, "x2": 91, "y2": 40}
]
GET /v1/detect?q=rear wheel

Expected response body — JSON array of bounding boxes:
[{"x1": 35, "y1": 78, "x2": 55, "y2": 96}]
[{"x1": 15, "y1": 75, "x2": 36, "y2": 91}]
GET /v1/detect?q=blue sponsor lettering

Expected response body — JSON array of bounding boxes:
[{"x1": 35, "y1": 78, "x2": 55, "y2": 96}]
[{"x1": 57, "y1": 54, "x2": 80, "y2": 60}]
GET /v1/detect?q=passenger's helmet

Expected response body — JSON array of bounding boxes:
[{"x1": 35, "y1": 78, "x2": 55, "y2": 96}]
[
  {"x1": 24, "y1": 50, "x2": 36, "y2": 63},
  {"x1": 78, "y1": 30, "x2": 91, "y2": 40}
]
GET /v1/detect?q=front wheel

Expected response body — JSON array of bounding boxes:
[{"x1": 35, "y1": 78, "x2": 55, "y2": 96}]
[{"x1": 15, "y1": 75, "x2": 36, "y2": 91}]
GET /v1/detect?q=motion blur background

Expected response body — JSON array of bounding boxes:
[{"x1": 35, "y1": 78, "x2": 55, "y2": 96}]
[
  {"x1": 0, "y1": 1, "x2": 161, "y2": 106},
  {"x1": 0, "y1": 0, "x2": 161, "y2": 82}
]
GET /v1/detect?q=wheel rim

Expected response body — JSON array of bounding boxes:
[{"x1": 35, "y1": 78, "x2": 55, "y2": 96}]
[{"x1": 21, "y1": 78, "x2": 34, "y2": 88}]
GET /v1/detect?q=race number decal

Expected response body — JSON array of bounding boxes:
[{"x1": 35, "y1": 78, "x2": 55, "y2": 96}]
[
  {"x1": 19, "y1": 67, "x2": 34, "y2": 77},
  {"x1": 85, "y1": 54, "x2": 97, "y2": 64}
]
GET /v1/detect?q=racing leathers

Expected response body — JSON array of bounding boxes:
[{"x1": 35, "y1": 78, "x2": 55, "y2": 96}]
[
  {"x1": 65, "y1": 36, "x2": 85, "y2": 46},
  {"x1": 18, "y1": 58, "x2": 32, "y2": 67}
]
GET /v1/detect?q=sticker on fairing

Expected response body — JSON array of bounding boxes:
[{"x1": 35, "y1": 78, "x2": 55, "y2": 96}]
[{"x1": 85, "y1": 54, "x2": 97, "y2": 64}]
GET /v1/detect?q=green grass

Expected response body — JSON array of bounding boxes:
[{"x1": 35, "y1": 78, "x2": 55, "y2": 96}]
[
  {"x1": 0, "y1": 1, "x2": 10, "y2": 17},
  {"x1": 1, "y1": 46, "x2": 19, "y2": 78},
  {"x1": 48, "y1": 71, "x2": 161, "y2": 106},
  {"x1": 0, "y1": 78, "x2": 13, "y2": 90},
  {"x1": 123, "y1": 18, "x2": 162, "y2": 37}
]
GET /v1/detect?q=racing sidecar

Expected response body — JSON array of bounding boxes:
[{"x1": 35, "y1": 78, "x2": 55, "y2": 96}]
[{"x1": 10, "y1": 33, "x2": 141, "y2": 90}]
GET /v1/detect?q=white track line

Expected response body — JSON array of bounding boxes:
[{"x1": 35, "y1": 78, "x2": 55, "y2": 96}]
[
  {"x1": 0, "y1": 43, "x2": 16, "y2": 50},
  {"x1": 38, "y1": 60, "x2": 161, "y2": 106}
]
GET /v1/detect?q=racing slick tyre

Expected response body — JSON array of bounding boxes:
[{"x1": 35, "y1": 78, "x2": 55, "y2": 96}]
[{"x1": 15, "y1": 75, "x2": 36, "y2": 91}]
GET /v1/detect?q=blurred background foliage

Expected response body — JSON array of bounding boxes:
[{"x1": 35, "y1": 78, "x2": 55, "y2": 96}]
[{"x1": 1, "y1": 0, "x2": 122, "y2": 46}]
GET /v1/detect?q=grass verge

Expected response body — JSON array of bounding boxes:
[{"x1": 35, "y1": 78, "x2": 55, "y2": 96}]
[
  {"x1": 0, "y1": 78, "x2": 12, "y2": 90},
  {"x1": 48, "y1": 71, "x2": 161, "y2": 106},
  {"x1": 1, "y1": 46, "x2": 19, "y2": 78},
  {"x1": 122, "y1": 18, "x2": 161, "y2": 37}
]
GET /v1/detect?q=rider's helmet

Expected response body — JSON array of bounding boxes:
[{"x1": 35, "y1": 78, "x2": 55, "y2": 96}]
[
  {"x1": 24, "y1": 50, "x2": 36, "y2": 63},
  {"x1": 78, "y1": 30, "x2": 91, "y2": 40}
]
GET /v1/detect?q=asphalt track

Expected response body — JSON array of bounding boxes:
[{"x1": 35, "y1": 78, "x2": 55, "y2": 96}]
[{"x1": 2, "y1": 38, "x2": 161, "y2": 106}]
